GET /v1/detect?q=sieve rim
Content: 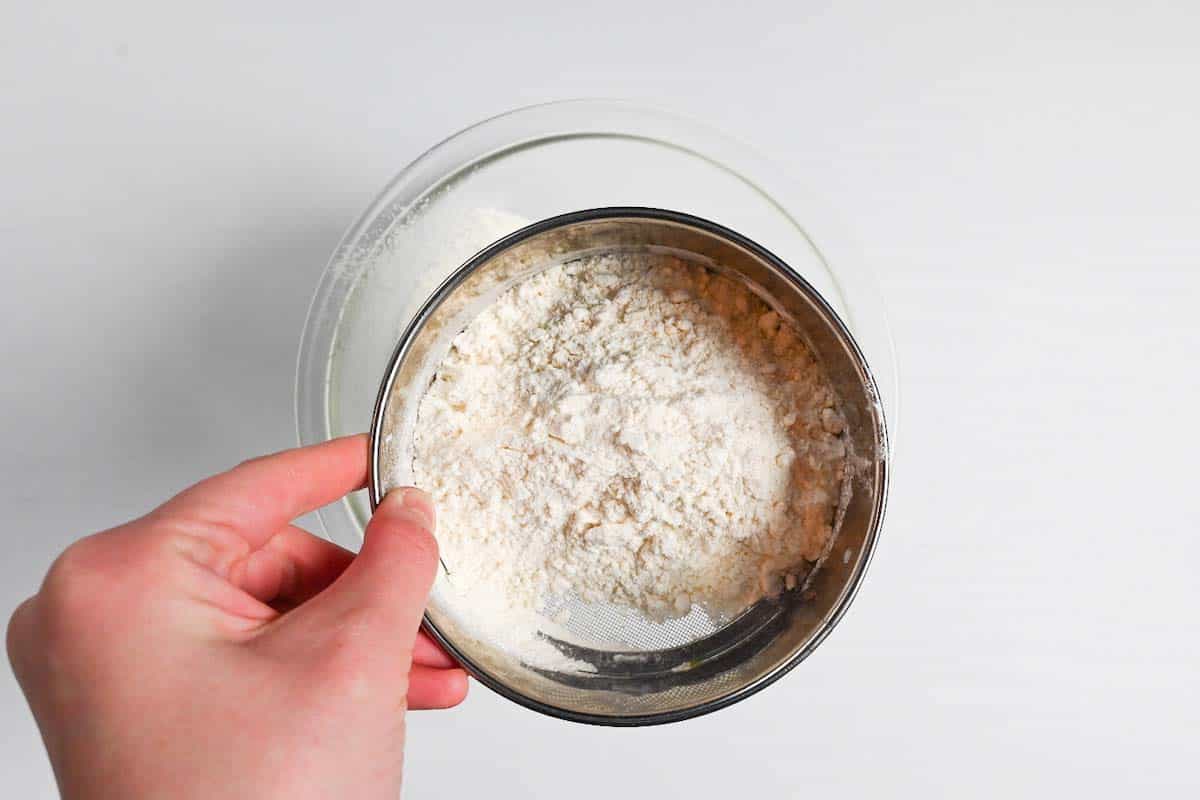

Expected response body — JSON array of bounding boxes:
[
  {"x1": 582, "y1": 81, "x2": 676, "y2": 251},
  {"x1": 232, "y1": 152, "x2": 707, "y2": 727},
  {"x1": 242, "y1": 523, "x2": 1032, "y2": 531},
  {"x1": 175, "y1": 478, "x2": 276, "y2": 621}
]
[{"x1": 367, "y1": 206, "x2": 889, "y2": 726}]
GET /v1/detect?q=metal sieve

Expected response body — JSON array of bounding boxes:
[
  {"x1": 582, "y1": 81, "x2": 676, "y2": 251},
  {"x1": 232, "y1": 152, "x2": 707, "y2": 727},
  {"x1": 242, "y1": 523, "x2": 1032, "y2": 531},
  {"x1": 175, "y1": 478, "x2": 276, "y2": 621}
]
[{"x1": 367, "y1": 207, "x2": 889, "y2": 725}]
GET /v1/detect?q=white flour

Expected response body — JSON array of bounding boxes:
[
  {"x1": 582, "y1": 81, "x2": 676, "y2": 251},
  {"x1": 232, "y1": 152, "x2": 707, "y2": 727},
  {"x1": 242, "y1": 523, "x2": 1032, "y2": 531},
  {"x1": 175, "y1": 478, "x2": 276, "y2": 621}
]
[{"x1": 401, "y1": 251, "x2": 847, "y2": 657}]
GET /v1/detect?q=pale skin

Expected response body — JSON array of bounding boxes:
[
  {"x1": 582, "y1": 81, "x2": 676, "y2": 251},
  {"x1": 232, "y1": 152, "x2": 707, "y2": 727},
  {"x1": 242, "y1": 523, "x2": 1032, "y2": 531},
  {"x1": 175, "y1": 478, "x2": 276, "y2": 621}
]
[{"x1": 6, "y1": 434, "x2": 468, "y2": 799}]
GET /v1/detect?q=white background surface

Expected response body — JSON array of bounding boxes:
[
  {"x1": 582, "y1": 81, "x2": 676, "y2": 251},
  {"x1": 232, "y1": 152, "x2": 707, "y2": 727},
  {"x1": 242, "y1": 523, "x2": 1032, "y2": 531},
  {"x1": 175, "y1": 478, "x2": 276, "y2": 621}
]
[{"x1": 3, "y1": 2, "x2": 1198, "y2": 796}]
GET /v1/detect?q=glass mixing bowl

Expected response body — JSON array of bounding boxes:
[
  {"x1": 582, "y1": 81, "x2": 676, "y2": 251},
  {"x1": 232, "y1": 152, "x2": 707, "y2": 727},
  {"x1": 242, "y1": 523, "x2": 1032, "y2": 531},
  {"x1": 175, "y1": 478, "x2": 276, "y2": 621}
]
[{"x1": 296, "y1": 100, "x2": 899, "y2": 553}]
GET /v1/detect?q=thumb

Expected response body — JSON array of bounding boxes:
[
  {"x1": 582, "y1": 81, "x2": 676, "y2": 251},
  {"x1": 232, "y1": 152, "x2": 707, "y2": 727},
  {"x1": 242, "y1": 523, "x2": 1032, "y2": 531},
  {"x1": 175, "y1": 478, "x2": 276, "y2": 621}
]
[{"x1": 299, "y1": 487, "x2": 441, "y2": 643}]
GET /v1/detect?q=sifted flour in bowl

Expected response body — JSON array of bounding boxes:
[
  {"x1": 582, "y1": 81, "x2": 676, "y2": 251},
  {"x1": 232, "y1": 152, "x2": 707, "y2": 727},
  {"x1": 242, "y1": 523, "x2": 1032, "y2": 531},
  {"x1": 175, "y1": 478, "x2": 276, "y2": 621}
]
[{"x1": 399, "y1": 250, "x2": 849, "y2": 642}]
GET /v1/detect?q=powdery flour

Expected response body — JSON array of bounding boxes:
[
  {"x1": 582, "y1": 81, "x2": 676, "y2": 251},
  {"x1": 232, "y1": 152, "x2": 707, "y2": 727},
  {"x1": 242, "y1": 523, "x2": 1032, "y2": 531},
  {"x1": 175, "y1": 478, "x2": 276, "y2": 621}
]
[{"x1": 404, "y1": 251, "x2": 848, "y2": 639}]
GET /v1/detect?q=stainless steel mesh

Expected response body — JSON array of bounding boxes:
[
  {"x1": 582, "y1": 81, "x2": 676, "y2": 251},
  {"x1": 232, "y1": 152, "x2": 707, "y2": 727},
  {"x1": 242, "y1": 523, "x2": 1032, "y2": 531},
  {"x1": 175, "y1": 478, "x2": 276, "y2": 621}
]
[
  {"x1": 369, "y1": 208, "x2": 888, "y2": 725},
  {"x1": 548, "y1": 594, "x2": 730, "y2": 651}
]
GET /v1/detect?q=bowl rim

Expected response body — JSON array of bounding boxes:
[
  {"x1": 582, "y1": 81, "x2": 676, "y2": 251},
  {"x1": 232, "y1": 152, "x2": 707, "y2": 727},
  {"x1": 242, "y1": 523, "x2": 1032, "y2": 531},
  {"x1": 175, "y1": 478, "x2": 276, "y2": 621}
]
[{"x1": 367, "y1": 205, "x2": 890, "y2": 726}]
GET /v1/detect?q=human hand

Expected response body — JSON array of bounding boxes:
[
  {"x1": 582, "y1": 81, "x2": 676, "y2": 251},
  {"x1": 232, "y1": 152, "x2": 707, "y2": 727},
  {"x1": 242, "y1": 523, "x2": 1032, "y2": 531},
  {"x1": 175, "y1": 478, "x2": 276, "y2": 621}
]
[{"x1": 7, "y1": 435, "x2": 467, "y2": 800}]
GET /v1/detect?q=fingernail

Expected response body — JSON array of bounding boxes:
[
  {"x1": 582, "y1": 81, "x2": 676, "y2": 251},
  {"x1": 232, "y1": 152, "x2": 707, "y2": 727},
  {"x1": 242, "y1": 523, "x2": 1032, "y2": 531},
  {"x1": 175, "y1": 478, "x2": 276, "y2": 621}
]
[{"x1": 381, "y1": 486, "x2": 435, "y2": 532}]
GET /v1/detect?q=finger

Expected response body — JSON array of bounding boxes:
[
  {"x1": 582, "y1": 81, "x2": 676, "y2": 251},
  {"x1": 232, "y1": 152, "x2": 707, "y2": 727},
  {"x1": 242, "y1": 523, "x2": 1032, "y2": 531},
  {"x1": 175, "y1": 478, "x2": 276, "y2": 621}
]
[
  {"x1": 414, "y1": 629, "x2": 458, "y2": 669},
  {"x1": 226, "y1": 530, "x2": 459, "y2": 667},
  {"x1": 407, "y1": 665, "x2": 469, "y2": 710},
  {"x1": 295, "y1": 487, "x2": 439, "y2": 641},
  {"x1": 158, "y1": 435, "x2": 368, "y2": 550},
  {"x1": 237, "y1": 542, "x2": 456, "y2": 665},
  {"x1": 5, "y1": 596, "x2": 37, "y2": 680},
  {"x1": 228, "y1": 525, "x2": 354, "y2": 606}
]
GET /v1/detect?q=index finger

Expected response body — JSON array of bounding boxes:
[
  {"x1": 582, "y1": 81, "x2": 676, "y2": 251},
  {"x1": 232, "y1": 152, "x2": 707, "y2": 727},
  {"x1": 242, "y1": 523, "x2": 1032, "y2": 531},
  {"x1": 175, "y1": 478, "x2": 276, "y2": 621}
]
[{"x1": 157, "y1": 434, "x2": 369, "y2": 549}]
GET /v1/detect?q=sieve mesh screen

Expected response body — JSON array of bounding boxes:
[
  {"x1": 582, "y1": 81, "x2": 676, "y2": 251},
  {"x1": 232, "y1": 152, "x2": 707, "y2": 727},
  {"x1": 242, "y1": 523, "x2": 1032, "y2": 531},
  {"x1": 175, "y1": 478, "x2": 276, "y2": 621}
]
[{"x1": 542, "y1": 592, "x2": 730, "y2": 651}]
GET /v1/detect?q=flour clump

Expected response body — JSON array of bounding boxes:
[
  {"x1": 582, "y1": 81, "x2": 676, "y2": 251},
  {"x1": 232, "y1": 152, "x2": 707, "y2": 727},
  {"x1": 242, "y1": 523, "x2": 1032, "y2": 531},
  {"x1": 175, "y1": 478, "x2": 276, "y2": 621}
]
[{"x1": 407, "y1": 251, "x2": 847, "y2": 635}]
